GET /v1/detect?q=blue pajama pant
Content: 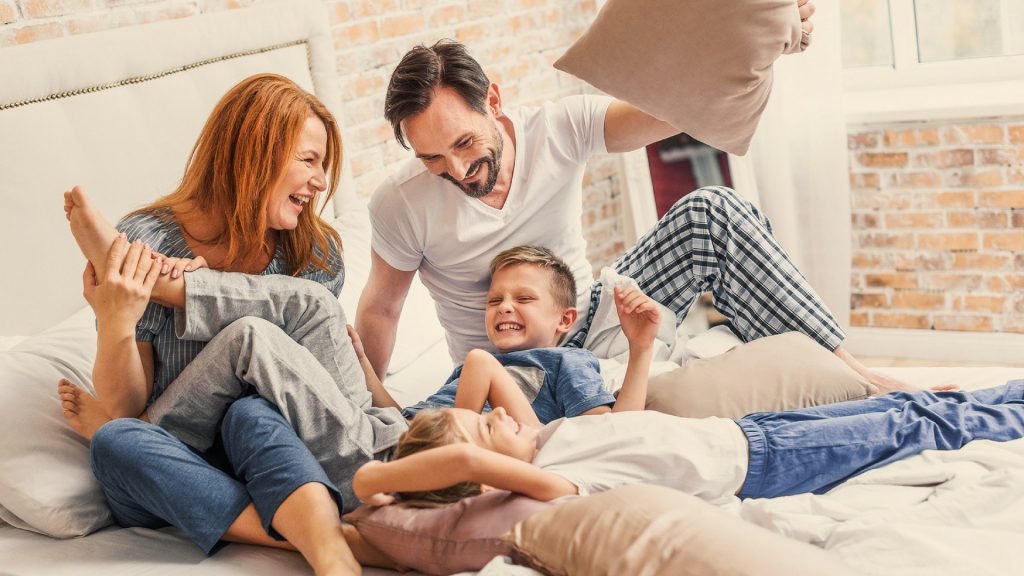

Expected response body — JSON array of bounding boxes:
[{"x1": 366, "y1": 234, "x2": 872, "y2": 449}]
[
  {"x1": 566, "y1": 186, "x2": 844, "y2": 351},
  {"x1": 736, "y1": 381, "x2": 1024, "y2": 499},
  {"x1": 90, "y1": 396, "x2": 340, "y2": 554}
]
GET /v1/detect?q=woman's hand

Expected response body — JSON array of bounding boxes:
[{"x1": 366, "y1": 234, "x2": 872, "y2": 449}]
[{"x1": 156, "y1": 254, "x2": 209, "y2": 279}]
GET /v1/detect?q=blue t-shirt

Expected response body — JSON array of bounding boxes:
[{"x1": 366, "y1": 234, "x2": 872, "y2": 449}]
[{"x1": 403, "y1": 347, "x2": 614, "y2": 424}]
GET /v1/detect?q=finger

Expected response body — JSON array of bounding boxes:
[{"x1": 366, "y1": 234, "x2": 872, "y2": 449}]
[
  {"x1": 135, "y1": 244, "x2": 155, "y2": 279},
  {"x1": 105, "y1": 235, "x2": 130, "y2": 280},
  {"x1": 799, "y1": 0, "x2": 814, "y2": 19},
  {"x1": 191, "y1": 256, "x2": 208, "y2": 270},
  {"x1": 160, "y1": 257, "x2": 176, "y2": 275},
  {"x1": 122, "y1": 240, "x2": 143, "y2": 279},
  {"x1": 144, "y1": 254, "x2": 163, "y2": 289},
  {"x1": 802, "y1": 19, "x2": 814, "y2": 35},
  {"x1": 171, "y1": 257, "x2": 190, "y2": 280}
]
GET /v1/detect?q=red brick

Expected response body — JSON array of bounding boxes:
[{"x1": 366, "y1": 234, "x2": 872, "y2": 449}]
[
  {"x1": 884, "y1": 127, "x2": 940, "y2": 148},
  {"x1": 850, "y1": 311, "x2": 870, "y2": 327},
  {"x1": 955, "y1": 295, "x2": 1006, "y2": 313},
  {"x1": 944, "y1": 124, "x2": 1004, "y2": 145},
  {"x1": 851, "y1": 213, "x2": 879, "y2": 228},
  {"x1": 851, "y1": 190, "x2": 912, "y2": 210},
  {"x1": 348, "y1": 0, "x2": 399, "y2": 19},
  {"x1": 849, "y1": 172, "x2": 880, "y2": 189},
  {"x1": 2, "y1": 21, "x2": 62, "y2": 45},
  {"x1": 893, "y1": 253, "x2": 949, "y2": 271},
  {"x1": 0, "y1": 1, "x2": 17, "y2": 24},
  {"x1": 858, "y1": 152, "x2": 908, "y2": 168},
  {"x1": 1008, "y1": 274, "x2": 1024, "y2": 289},
  {"x1": 852, "y1": 251, "x2": 886, "y2": 268},
  {"x1": 874, "y1": 312, "x2": 931, "y2": 329},
  {"x1": 1010, "y1": 125, "x2": 1024, "y2": 144},
  {"x1": 979, "y1": 190, "x2": 1024, "y2": 209},
  {"x1": 884, "y1": 212, "x2": 943, "y2": 228},
  {"x1": 934, "y1": 315, "x2": 993, "y2": 332},
  {"x1": 866, "y1": 273, "x2": 918, "y2": 289},
  {"x1": 945, "y1": 170, "x2": 1004, "y2": 188},
  {"x1": 918, "y1": 232, "x2": 979, "y2": 251},
  {"x1": 978, "y1": 148, "x2": 1020, "y2": 166},
  {"x1": 328, "y1": 1, "x2": 350, "y2": 24},
  {"x1": 1013, "y1": 167, "x2": 1024, "y2": 185},
  {"x1": 429, "y1": 4, "x2": 463, "y2": 27},
  {"x1": 983, "y1": 231, "x2": 1024, "y2": 251},
  {"x1": 456, "y1": 23, "x2": 487, "y2": 43},
  {"x1": 21, "y1": 0, "x2": 92, "y2": 19},
  {"x1": 947, "y1": 211, "x2": 1008, "y2": 228},
  {"x1": 851, "y1": 293, "x2": 888, "y2": 308},
  {"x1": 892, "y1": 291, "x2": 945, "y2": 309},
  {"x1": 1014, "y1": 212, "x2": 1024, "y2": 228},
  {"x1": 925, "y1": 274, "x2": 983, "y2": 291},
  {"x1": 856, "y1": 232, "x2": 914, "y2": 249},
  {"x1": 888, "y1": 172, "x2": 941, "y2": 189},
  {"x1": 334, "y1": 21, "x2": 379, "y2": 47},
  {"x1": 848, "y1": 132, "x2": 880, "y2": 150},
  {"x1": 912, "y1": 149, "x2": 973, "y2": 168},
  {"x1": 952, "y1": 253, "x2": 1010, "y2": 270},
  {"x1": 917, "y1": 191, "x2": 974, "y2": 209}
]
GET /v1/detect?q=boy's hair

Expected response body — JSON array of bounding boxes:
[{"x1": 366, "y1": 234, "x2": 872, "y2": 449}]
[
  {"x1": 392, "y1": 409, "x2": 482, "y2": 507},
  {"x1": 489, "y1": 245, "x2": 576, "y2": 308}
]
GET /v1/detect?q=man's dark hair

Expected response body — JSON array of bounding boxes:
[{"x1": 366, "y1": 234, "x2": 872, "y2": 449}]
[{"x1": 384, "y1": 39, "x2": 490, "y2": 149}]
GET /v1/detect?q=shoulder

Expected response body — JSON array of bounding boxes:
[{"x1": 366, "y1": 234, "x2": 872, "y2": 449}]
[
  {"x1": 116, "y1": 208, "x2": 174, "y2": 246},
  {"x1": 369, "y1": 159, "x2": 431, "y2": 209}
]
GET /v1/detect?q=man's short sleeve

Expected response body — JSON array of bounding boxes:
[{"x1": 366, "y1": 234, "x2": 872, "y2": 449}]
[
  {"x1": 368, "y1": 179, "x2": 424, "y2": 272},
  {"x1": 548, "y1": 95, "x2": 614, "y2": 163},
  {"x1": 553, "y1": 349, "x2": 614, "y2": 417}
]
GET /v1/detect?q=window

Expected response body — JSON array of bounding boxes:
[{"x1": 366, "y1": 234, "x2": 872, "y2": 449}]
[{"x1": 841, "y1": 0, "x2": 1024, "y2": 122}]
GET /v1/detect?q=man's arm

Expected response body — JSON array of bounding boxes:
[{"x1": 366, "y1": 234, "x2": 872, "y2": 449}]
[
  {"x1": 603, "y1": 100, "x2": 679, "y2": 154},
  {"x1": 355, "y1": 249, "x2": 416, "y2": 380},
  {"x1": 353, "y1": 444, "x2": 576, "y2": 505}
]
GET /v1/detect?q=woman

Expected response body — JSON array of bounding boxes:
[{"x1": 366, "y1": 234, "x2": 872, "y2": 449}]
[{"x1": 59, "y1": 74, "x2": 397, "y2": 575}]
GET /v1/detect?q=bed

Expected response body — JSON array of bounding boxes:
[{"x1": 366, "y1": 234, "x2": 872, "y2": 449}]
[{"x1": 2, "y1": 2, "x2": 1023, "y2": 575}]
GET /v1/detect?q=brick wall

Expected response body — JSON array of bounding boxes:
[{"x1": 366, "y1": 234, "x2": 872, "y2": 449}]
[
  {"x1": 1, "y1": 0, "x2": 627, "y2": 269},
  {"x1": 848, "y1": 119, "x2": 1024, "y2": 334}
]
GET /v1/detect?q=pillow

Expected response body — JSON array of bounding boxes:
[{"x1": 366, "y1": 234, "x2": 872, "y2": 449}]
[
  {"x1": 508, "y1": 485, "x2": 862, "y2": 576},
  {"x1": 0, "y1": 308, "x2": 113, "y2": 537},
  {"x1": 332, "y1": 205, "x2": 447, "y2": 375},
  {"x1": 645, "y1": 332, "x2": 876, "y2": 419},
  {"x1": 345, "y1": 489, "x2": 550, "y2": 575},
  {"x1": 554, "y1": 0, "x2": 804, "y2": 155}
]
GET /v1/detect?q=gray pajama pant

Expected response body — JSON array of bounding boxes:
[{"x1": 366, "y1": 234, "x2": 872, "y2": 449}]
[{"x1": 145, "y1": 272, "x2": 407, "y2": 510}]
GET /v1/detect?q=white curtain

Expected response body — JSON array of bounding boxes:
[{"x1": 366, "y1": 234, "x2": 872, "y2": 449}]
[{"x1": 729, "y1": 2, "x2": 852, "y2": 328}]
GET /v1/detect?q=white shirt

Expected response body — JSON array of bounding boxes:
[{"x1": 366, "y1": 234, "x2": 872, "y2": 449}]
[
  {"x1": 368, "y1": 95, "x2": 613, "y2": 361},
  {"x1": 532, "y1": 412, "x2": 749, "y2": 505}
]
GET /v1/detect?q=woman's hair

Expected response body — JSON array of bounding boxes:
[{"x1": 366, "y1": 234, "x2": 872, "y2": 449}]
[
  {"x1": 489, "y1": 245, "x2": 577, "y2": 308},
  {"x1": 138, "y1": 73, "x2": 342, "y2": 275},
  {"x1": 392, "y1": 409, "x2": 482, "y2": 508}
]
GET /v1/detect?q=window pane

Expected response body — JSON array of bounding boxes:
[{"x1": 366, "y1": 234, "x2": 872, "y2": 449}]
[
  {"x1": 841, "y1": 0, "x2": 894, "y2": 68},
  {"x1": 916, "y1": 0, "x2": 1024, "y2": 62}
]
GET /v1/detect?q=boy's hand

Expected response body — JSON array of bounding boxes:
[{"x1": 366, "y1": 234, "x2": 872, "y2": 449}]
[
  {"x1": 347, "y1": 324, "x2": 367, "y2": 361},
  {"x1": 614, "y1": 286, "x2": 661, "y2": 349},
  {"x1": 355, "y1": 461, "x2": 396, "y2": 506}
]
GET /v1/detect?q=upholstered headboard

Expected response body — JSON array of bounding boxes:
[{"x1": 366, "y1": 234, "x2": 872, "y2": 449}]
[{"x1": 0, "y1": 0, "x2": 356, "y2": 337}]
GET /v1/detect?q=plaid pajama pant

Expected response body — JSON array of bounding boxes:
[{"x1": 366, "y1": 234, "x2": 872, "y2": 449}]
[{"x1": 565, "y1": 186, "x2": 846, "y2": 351}]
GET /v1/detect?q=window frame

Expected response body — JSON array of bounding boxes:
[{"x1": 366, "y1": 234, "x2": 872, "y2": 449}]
[{"x1": 843, "y1": 0, "x2": 1024, "y2": 123}]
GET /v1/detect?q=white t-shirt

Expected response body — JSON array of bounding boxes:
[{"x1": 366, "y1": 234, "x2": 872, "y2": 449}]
[
  {"x1": 532, "y1": 411, "x2": 749, "y2": 505},
  {"x1": 368, "y1": 95, "x2": 613, "y2": 361}
]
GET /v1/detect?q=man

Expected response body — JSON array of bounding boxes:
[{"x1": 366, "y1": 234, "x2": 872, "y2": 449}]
[{"x1": 355, "y1": 31, "x2": 912, "y2": 394}]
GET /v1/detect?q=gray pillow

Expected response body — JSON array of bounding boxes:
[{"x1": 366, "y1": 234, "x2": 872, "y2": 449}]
[{"x1": 646, "y1": 332, "x2": 876, "y2": 419}]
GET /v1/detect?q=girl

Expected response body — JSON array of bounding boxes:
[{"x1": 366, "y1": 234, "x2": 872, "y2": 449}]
[{"x1": 353, "y1": 383, "x2": 1024, "y2": 508}]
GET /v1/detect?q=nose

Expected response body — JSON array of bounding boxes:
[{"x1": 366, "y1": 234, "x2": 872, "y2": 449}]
[
  {"x1": 445, "y1": 155, "x2": 471, "y2": 180},
  {"x1": 497, "y1": 296, "x2": 514, "y2": 314},
  {"x1": 310, "y1": 165, "x2": 327, "y2": 192}
]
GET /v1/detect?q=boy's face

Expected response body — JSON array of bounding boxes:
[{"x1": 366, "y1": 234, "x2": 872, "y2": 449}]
[
  {"x1": 448, "y1": 407, "x2": 539, "y2": 462},
  {"x1": 485, "y1": 264, "x2": 576, "y2": 353}
]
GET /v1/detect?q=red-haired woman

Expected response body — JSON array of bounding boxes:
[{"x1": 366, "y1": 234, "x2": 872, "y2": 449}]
[{"x1": 58, "y1": 74, "x2": 399, "y2": 575}]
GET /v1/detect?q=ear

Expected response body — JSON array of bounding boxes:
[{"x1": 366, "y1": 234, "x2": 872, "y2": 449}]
[
  {"x1": 487, "y1": 82, "x2": 503, "y2": 117},
  {"x1": 555, "y1": 306, "x2": 578, "y2": 335}
]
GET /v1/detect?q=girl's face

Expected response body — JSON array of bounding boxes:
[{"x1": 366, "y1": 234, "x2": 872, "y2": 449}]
[
  {"x1": 266, "y1": 116, "x2": 328, "y2": 231},
  {"x1": 448, "y1": 407, "x2": 539, "y2": 462}
]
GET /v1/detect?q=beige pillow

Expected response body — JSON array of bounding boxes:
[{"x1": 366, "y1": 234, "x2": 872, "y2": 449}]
[
  {"x1": 508, "y1": 485, "x2": 861, "y2": 576},
  {"x1": 646, "y1": 332, "x2": 876, "y2": 419},
  {"x1": 555, "y1": 0, "x2": 804, "y2": 155}
]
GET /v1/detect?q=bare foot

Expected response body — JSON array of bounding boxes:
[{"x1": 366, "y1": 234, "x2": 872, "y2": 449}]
[
  {"x1": 65, "y1": 185, "x2": 119, "y2": 277},
  {"x1": 57, "y1": 378, "x2": 112, "y2": 442}
]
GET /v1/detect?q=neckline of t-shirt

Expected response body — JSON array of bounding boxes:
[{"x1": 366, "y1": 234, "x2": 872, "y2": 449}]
[{"x1": 461, "y1": 108, "x2": 524, "y2": 219}]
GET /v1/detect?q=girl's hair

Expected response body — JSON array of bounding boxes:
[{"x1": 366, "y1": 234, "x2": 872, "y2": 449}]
[
  {"x1": 136, "y1": 73, "x2": 342, "y2": 275},
  {"x1": 392, "y1": 409, "x2": 482, "y2": 508}
]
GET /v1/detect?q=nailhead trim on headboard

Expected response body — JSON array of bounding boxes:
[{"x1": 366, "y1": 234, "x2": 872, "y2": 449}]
[{"x1": 0, "y1": 39, "x2": 310, "y2": 111}]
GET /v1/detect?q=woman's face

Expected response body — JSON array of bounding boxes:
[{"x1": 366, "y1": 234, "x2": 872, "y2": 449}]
[{"x1": 266, "y1": 116, "x2": 328, "y2": 231}]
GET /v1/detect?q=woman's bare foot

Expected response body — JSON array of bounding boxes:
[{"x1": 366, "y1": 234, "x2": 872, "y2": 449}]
[
  {"x1": 65, "y1": 185, "x2": 119, "y2": 277},
  {"x1": 57, "y1": 378, "x2": 112, "y2": 442}
]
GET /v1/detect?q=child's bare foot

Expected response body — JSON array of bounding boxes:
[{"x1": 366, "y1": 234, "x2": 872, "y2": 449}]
[
  {"x1": 65, "y1": 185, "x2": 119, "y2": 277},
  {"x1": 57, "y1": 378, "x2": 112, "y2": 442}
]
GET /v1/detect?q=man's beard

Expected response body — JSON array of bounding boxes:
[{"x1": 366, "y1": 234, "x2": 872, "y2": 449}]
[{"x1": 441, "y1": 125, "x2": 504, "y2": 199}]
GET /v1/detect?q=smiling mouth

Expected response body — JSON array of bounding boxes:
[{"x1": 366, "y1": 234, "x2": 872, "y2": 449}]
[
  {"x1": 496, "y1": 322, "x2": 523, "y2": 332},
  {"x1": 289, "y1": 195, "x2": 310, "y2": 207}
]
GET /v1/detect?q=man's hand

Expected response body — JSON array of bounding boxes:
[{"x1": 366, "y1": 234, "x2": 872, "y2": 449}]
[
  {"x1": 614, "y1": 285, "x2": 661, "y2": 350},
  {"x1": 84, "y1": 235, "x2": 162, "y2": 333}
]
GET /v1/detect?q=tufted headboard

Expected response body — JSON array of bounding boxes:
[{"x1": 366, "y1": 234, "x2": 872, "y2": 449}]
[{"x1": 0, "y1": 0, "x2": 357, "y2": 337}]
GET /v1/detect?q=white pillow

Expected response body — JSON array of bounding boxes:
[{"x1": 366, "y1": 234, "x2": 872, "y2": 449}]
[
  {"x1": 333, "y1": 205, "x2": 447, "y2": 375},
  {"x1": 0, "y1": 307, "x2": 113, "y2": 537}
]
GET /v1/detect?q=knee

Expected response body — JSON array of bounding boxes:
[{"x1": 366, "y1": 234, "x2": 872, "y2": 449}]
[
  {"x1": 674, "y1": 186, "x2": 743, "y2": 211},
  {"x1": 90, "y1": 419, "x2": 156, "y2": 480},
  {"x1": 220, "y1": 316, "x2": 278, "y2": 342},
  {"x1": 221, "y1": 396, "x2": 279, "y2": 437}
]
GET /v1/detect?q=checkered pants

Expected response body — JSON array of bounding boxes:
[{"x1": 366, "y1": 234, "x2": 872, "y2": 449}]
[{"x1": 565, "y1": 186, "x2": 845, "y2": 351}]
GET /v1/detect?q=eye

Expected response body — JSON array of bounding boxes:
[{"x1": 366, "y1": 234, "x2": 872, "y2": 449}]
[
  {"x1": 456, "y1": 139, "x2": 471, "y2": 149},
  {"x1": 517, "y1": 296, "x2": 534, "y2": 302},
  {"x1": 487, "y1": 298, "x2": 501, "y2": 306}
]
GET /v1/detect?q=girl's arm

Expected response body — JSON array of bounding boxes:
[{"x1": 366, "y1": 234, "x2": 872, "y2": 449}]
[
  {"x1": 353, "y1": 443, "x2": 577, "y2": 504},
  {"x1": 348, "y1": 325, "x2": 401, "y2": 410},
  {"x1": 455, "y1": 349, "x2": 542, "y2": 428}
]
